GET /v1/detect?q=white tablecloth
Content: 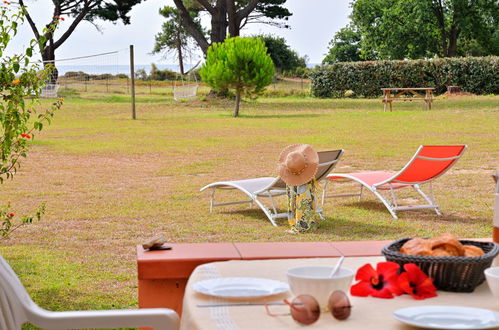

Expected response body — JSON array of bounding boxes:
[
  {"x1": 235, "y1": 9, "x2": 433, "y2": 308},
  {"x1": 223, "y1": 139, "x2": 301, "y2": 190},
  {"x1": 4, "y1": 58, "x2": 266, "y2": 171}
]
[{"x1": 181, "y1": 257, "x2": 498, "y2": 330}]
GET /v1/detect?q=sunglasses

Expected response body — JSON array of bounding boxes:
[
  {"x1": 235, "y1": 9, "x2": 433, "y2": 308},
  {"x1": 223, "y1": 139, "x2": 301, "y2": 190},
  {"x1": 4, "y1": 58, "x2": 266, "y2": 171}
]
[{"x1": 265, "y1": 290, "x2": 352, "y2": 325}]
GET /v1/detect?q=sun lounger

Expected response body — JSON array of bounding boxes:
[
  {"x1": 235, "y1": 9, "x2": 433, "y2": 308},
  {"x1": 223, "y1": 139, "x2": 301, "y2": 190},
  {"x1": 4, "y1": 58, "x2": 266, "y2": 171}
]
[
  {"x1": 200, "y1": 149, "x2": 344, "y2": 226},
  {"x1": 323, "y1": 145, "x2": 467, "y2": 219}
]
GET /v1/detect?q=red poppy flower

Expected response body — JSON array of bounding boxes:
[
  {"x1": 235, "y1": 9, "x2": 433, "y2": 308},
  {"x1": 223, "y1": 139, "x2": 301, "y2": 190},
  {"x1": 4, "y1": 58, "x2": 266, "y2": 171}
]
[
  {"x1": 350, "y1": 261, "x2": 402, "y2": 299},
  {"x1": 9, "y1": 213, "x2": 14, "y2": 217},
  {"x1": 398, "y1": 263, "x2": 437, "y2": 300},
  {"x1": 60, "y1": 17, "x2": 65, "y2": 21},
  {"x1": 12, "y1": 80, "x2": 20, "y2": 85}
]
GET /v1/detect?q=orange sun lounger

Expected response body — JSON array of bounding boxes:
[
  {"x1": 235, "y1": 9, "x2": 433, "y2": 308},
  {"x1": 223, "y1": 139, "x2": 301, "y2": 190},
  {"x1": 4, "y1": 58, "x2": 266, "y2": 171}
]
[{"x1": 323, "y1": 145, "x2": 467, "y2": 219}]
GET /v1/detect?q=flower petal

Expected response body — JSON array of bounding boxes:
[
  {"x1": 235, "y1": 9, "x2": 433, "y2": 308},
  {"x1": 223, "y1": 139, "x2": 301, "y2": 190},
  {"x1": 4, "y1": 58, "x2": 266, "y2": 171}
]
[
  {"x1": 377, "y1": 261, "x2": 400, "y2": 279},
  {"x1": 355, "y1": 263, "x2": 377, "y2": 281},
  {"x1": 370, "y1": 287, "x2": 395, "y2": 299},
  {"x1": 350, "y1": 281, "x2": 374, "y2": 297}
]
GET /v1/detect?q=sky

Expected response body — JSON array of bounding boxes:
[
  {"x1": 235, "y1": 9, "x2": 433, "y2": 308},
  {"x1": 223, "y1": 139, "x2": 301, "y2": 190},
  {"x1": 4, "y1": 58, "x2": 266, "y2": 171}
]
[{"x1": 7, "y1": 0, "x2": 352, "y2": 66}]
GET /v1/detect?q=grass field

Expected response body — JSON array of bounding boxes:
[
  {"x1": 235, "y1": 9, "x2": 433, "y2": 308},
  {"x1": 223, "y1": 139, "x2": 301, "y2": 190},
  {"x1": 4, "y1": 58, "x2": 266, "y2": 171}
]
[{"x1": 0, "y1": 86, "x2": 498, "y2": 320}]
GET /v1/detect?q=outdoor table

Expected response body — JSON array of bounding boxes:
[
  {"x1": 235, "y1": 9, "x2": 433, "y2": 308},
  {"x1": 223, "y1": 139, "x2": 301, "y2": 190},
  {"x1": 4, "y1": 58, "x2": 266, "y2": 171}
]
[
  {"x1": 381, "y1": 87, "x2": 434, "y2": 111},
  {"x1": 181, "y1": 256, "x2": 497, "y2": 330}
]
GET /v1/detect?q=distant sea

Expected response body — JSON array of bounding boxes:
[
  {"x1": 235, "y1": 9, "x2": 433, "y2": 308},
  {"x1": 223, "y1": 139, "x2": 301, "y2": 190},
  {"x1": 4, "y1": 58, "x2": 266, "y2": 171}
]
[
  {"x1": 56, "y1": 64, "x2": 187, "y2": 76},
  {"x1": 55, "y1": 63, "x2": 320, "y2": 76}
]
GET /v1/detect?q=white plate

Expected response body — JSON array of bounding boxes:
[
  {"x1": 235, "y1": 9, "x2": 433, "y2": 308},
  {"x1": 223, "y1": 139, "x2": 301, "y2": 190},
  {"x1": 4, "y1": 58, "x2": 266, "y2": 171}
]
[
  {"x1": 193, "y1": 277, "x2": 289, "y2": 298},
  {"x1": 393, "y1": 306, "x2": 499, "y2": 329}
]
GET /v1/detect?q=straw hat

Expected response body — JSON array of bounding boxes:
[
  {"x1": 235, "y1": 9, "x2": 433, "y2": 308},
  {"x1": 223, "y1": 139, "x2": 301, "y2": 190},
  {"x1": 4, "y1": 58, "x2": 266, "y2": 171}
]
[{"x1": 278, "y1": 144, "x2": 319, "y2": 186}]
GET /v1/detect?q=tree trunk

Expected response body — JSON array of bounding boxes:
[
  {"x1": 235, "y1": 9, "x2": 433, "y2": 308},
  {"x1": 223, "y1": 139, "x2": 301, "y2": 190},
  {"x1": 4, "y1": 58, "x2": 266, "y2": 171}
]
[
  {"x1": 41, "y1": 39, "x2": 58, "y2": 84},
  {"x1": 226, "y1": 0, "x2": 239, "y2": 37},
  {"x1": 233, "y1": 91, "x2": 241, "y2": 117},
  {"x1": 447, "y1": 25, "x2": 460, "y2": 57},
  {"x1": 211, "y1": 0, "x2": 227, "y2": 43},
  {"x1": 173, "y1": 0, "x2": 210, "y2": 54},
  {"x1": 176, "y1": 30, "x2": 185, "y2": 75}
]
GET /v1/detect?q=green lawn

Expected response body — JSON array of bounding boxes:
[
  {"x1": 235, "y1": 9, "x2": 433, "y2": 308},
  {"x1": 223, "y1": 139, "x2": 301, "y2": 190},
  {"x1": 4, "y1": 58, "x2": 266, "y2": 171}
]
[{"x1": 0, "y1": 89, "x2": 498, "y2": 319}]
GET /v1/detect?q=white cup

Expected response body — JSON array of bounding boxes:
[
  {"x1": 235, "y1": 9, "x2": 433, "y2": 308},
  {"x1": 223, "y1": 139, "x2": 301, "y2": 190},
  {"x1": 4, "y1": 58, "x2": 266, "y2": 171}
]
[
  {"x1": 286, "y1": 266, "x2": 354, "y2": 308},
  {"x1": 484, "y1": 267, "x2": 499, "y2": 300}
]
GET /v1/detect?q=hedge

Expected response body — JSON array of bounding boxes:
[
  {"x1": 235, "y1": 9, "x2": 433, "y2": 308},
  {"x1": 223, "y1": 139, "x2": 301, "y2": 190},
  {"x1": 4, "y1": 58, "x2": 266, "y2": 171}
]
[{"x1": 310, "y1": 56, "x2": 498, "y2": 98}]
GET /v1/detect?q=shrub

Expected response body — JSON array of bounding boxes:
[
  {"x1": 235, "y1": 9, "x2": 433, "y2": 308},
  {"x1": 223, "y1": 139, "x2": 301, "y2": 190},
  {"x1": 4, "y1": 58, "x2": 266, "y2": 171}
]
[
  {"x1": 0, "y1": 4, "x2": 63, "y2": 238},
  {"x1": 310, "y1": 56, "x2": 498, "y2": 98},
  {"x1": 149, "y1": 63, "x2": 178, "y2": 81},
  {"x1": 200, "y1": 36, "x2": 274, "y2": 117}
]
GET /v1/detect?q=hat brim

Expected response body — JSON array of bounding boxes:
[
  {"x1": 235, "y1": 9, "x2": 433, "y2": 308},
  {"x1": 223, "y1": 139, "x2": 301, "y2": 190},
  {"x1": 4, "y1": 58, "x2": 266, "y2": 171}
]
[{"x1": 278, "y1": 144, "x2": 319, "y2": 186}]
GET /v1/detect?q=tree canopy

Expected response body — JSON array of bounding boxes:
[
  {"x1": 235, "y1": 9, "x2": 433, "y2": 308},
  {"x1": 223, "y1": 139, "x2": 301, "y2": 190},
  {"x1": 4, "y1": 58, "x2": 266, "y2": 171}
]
[
  {"x1": 152, "y1": 6, "x2": 203, "y2": 75},
  {"x1": 326, "y1": 0, "x2": 498, "y2": 62},
  {"x1": 172, "y1": 0, "x2": 292, "y2": 54},
  {"x1": 256, "y1": 34, "x2": 305, "y2": 72},
  {"x1": 200, "y1": 37, "x2": 274, "y2": 117},
  {"x1": 19, "y1": 0, "x2": 144, "y2": 79},
  {"x1": 322, "y1": 24, "x2": 363, "y2": 64}
]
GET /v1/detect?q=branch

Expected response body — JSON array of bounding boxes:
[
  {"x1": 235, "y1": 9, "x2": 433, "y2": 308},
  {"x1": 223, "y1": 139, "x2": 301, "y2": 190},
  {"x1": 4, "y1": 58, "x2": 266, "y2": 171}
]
[
  {"x1": 173, "y1": 0, "x2": 210, "y2": 53},
  {"x1": 53, "y1": 3, "x2": 93, "y2": 50},
  {"x1": 196, "y1": 0, "x2": 216, "y2": 15},
  {"x1": 236, "y1": 0, "x2": 260, "y2": 22},
  {"x1": 18, "y1": 0, "x2": 41, "y2": 40},
  {"x1": 60, "y1": 0, "x2": 85, "y2": 13}
]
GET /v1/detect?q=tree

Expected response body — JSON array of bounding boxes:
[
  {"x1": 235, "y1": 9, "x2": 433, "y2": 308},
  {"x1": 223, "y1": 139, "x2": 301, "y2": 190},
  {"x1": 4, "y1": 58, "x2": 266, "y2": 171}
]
[
  {"x1": 256, "y1": 34, "x2": 305, "y2": 72},
  {"x1": 350, "y1": 0, "x2": 498, "y2": 59},
  {"x1": 323, "y1": 24, "x2": 363, "y2": 63},
  {"x1": 152, "y1": 6, "x2": 203, "y2": 75},
  {"x1": 200, "y1": 37, "x2": 274, "y2": 117},
  {"x1": 172, "y1": 0, "x2": 292, "y2": 54},
  {"x1": 19, "y1": 0, "x2": 144, "y2": 81},
  {"x1": 0, "y1": 4, "x2": 63, "y2": 237}
]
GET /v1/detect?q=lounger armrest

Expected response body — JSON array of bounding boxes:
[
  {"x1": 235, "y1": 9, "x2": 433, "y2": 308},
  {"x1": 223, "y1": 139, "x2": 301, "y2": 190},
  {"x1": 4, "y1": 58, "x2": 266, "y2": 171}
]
[{"x1": 28, "y1": 307, "x2": 179, "y2": 330}]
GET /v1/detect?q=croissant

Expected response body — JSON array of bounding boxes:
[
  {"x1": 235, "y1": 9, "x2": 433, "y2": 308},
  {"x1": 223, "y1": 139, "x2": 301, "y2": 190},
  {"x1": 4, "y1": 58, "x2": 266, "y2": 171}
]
[
  {"x1": 431, "y1": 248, "x2": 453, "y2": 257},
  {"x1": 430, "y1": 233, "x2": 465, "y2": 257},
  {"x1": 399, "y1": 233, "x2": 485, "y2": 258},
  {"x1": 400, "y1": 238, "x2": 433, "y2": 256},
  {"x1": 463, "y1": 245, "x2": 484, "y2": 257}
]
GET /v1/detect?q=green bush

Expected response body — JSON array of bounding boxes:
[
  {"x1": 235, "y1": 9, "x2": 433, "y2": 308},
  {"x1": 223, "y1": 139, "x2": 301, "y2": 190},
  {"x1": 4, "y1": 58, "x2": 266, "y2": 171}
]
[
  {"x1": 149, "y1": 63, "x2": 179, "y2": 81},
  {"x1": 282, "y1": 67, "x2": 313, "y2": 79},
  {"x1": 200, "y1": 36, "x2": 274, "y2": 117},
  {"x1": 311, "y1": 56, "x2": 498, "y2": 98}
]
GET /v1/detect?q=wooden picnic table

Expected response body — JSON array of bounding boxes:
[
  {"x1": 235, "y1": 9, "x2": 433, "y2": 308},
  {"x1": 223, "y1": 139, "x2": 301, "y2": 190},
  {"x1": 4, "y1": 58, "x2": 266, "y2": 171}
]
[{"x1": 381, "y1": 87, "x2": 434, "y2": 111}]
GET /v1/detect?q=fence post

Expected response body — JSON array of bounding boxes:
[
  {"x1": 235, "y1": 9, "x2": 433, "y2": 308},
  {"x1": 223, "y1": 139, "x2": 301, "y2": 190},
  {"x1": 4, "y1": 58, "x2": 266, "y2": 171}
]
[{"x1": 130, "y1": 45, "x2": 136, "y2": 120}]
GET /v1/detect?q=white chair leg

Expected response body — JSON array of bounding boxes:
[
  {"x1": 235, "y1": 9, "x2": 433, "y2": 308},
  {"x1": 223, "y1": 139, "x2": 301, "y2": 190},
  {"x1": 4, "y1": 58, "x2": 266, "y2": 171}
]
[
  {"x1": 372, "y1": 188, "x2": 398, "y2": 219},
  {"x1": 253, "y1": 197, "x2": 278, "y2": 227},
  {"x1": 268, "y1": 193, "x2": 278, "y2": 215},
  {"x1": 389, "y1": 184, "x2": 398, "y2": 208},
  {"x1": 209, "y1": 188, "x2": 216, "y2": 213},
  {"x1": 414, "y1": 184, "x2": 442, "y2": 216},
  {"x1": 321, "y1": 181, "x2": 328, "y2": 206}
]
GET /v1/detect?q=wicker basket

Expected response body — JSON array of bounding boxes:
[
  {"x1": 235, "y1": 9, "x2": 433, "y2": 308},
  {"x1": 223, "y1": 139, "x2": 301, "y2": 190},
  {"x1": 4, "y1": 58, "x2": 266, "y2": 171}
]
[{"x1": 382, "y1": 238, "x2": 499, "y2": 292}]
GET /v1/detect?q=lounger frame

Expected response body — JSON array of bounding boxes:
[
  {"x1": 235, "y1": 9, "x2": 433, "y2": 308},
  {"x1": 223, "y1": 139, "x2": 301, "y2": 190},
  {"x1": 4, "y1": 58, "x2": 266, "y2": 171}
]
[
  {"x1": 323, "y1": 145, "x2": 467, "y2": 219},
  {"x1": 200, "y1": 150, "x2": 344, "y2": 226}
]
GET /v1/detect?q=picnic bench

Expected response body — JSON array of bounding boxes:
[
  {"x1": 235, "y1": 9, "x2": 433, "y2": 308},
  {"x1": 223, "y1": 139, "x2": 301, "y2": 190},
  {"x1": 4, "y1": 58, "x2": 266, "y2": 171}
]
[{"x1": 381, "y1": 87, "x2": 434, "y2": 111}]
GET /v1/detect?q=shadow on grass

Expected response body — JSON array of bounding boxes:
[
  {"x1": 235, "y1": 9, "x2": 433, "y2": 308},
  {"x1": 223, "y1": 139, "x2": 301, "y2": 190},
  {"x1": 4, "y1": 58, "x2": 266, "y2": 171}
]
[
  {"x1": 338, "y1": 200, "x2": 489, "y2": 225},
  {"x1": 219, "y1": 113, "x2": 324, "y2": 119},
  {"x1": 318, "y1": 216, "x2": 402, "y2": 238},
  {"x1": 223, "y1": 208, "x2": 289, "y2": 225}
]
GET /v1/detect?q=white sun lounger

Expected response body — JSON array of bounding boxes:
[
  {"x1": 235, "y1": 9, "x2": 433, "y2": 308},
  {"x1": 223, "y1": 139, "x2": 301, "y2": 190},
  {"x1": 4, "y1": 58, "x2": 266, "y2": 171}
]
[{"x1": 200, "y1": 150, "x2": 344, "y2": 226}]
